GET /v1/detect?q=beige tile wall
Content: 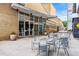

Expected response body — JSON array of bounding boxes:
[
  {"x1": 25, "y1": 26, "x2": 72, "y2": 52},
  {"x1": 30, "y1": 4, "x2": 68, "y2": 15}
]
[{"x1": 0, "y1": 4, "x2": 18, "y2": 40}]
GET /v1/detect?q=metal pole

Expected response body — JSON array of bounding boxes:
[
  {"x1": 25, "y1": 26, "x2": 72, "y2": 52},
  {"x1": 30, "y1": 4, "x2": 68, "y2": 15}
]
[{"x1": 67, "y1": 4, "x2": 68, "y2": 30}]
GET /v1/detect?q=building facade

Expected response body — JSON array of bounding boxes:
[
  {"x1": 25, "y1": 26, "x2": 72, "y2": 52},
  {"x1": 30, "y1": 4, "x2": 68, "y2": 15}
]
[
  {"x1": 0, "y1": 3, "x2": 56, "y2": 40},
  {"x1": 0, "y1": 4, "x2": 18, "y2": 40},
  {"x1": 68, "y1": 3, "x2": 73, "y2": 30},
  {"x1": 68, "y1": 3, "x2": 79, "y2": 37}
]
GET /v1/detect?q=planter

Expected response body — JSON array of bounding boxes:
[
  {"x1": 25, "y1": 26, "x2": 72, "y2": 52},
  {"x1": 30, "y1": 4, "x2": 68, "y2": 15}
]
[{"x1": 10, "y1": 32, "x2": 16, "y2": 41}]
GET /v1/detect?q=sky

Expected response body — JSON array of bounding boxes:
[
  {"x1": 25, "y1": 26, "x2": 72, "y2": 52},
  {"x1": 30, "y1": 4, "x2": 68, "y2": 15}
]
[{"x1": 53, "y1": 3, "x2": 68, "y2": 21}]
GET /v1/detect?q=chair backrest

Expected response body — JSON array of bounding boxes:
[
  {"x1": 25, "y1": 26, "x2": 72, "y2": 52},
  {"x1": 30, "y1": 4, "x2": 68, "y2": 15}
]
[
  {"x1": 58, "y1": 32, "x2": 70, "y2": 39},
  {"x1": 48, "y1": 32, "x2": 53, "y2": 38},
  {"x1": 57, "y1": 32, "x2": 70, "y2": 48},
  {"x1": 53, "y1": 33, "x2": 58, "y2": 38},
  {"x1": 39, "y1": 38, "x2": 47, "y2": 46},
  {"x1": 32, "y1": 36, "x2": 39, "y2": 42},
  {"x1": 53, "y1": 31, "x2": 70, "y2": 48}
]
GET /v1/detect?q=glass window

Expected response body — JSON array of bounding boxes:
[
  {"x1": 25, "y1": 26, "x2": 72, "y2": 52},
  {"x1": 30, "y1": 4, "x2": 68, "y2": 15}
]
[
  {"x1": 43, "y1": 23, "x2": 46, "y2": 31},
  {"x1": 25, "y1": 22, "x2": 29, "y2": 30},
  {"x1": 19, "y1": 12, "x2": 25, "y2": 21},
  {"x1": 39, "y1": 17, "x2": 42, "y2": 23},
  {"x1": 25, "y1": 31, "x2": 29, "y2": 36},
  {"x1": 30, "y1": 14, "x2": 33, "y2": 21},
  {"x1": 25, "y1": 22, "x2": 29, "y2": 36},
  {"x1": 30, "y1": 23, "x2": 33, "y2": 35},
  {"x1": 17, "y1": 3, "x2": 25, "y2": 6},
  {"x1": 39, "y1": 24, "x2": 45, "y2": 31},
  {"x1": 39, "y1": 17, "x2": 46, "y2": 23},
  {"x1": 39, "y1": 25, "x2": 42, "y2": 32},
  {"x1": 42, "y1": 18, "x2": 46, "y2": 23},
  {"x1": 38, "y1": 18, "x2": 46, "y2": 35},
  {"x1": 39, "y1": 24, "x2": 44, "y2": 35},
  {"x1": 25, "y1": 14, "x2": 30, "y2": 20},
  {"x1": 34, "y1": 24, "x2": 38, "y2": 35},
  {"x1": 34, "y1": 16, "x2": 38, "y2": 22},
  {"x1": 30, "y1": 23, "x2": 33, "y2": 30},
  {"x1": 19, "y1": 21, "x2": 24, "y2": 36}
]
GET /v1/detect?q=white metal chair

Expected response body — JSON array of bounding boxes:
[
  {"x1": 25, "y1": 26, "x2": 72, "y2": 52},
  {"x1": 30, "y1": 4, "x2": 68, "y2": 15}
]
[
  {"x1": 31, "y1": 36, "x2": 40, "y2": 51},
  {"x1": 37, "y1": 38, "x2": 50, "y2": 56},
  {"x1": 47, "y1": 32, "x2": 58, "y2": 52},
  {"x1": 55, "y1": 32, "x2": 70, "y2": 56},
  {"x1": 47, "y1": 32, "x2": 57, "y2": 46}
]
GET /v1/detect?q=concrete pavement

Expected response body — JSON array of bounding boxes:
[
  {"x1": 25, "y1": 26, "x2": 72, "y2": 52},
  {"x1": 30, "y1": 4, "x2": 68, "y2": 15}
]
[{"x1": 0, "y1": 34, "x2": 79, "y2": 56}]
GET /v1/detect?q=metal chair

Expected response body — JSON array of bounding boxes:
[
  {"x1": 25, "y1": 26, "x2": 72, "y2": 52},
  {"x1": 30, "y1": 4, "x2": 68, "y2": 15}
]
[
  {"x1": 47, "y1": 32, "x2": 58, "y2": 52},
  {"x1": 37, "y1": 38, "x2": 50, "y2": 56},
  {"x1": 47, "y1": 32, "x2": 57, "y2": 46},
  {"x1": 31, "y1": 36, "x2": 40, "y2": 51},
  {"x1": 55, "y1": 32, "x2": 70, "y2": 56}
]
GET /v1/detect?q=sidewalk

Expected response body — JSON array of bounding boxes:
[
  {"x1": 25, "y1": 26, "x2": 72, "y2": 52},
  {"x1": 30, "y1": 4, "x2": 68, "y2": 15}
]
[
  {"x1": 0, "y1": 34, "x2": 79, "y2": 56},
  {"x1": 0, "y1": 37, "x2": 37, "y2": 56}
]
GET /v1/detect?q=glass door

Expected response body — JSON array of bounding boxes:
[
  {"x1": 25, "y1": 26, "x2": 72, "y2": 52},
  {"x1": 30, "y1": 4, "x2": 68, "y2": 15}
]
[
  {"x1": 30, "y1": 22, "x2": 33, "y2": 35},
  {"x1": 19, "y1": 21, "x2": 24, "y2": 36},
  {"x1": 25, "y1": 22, "x2": 29, "y2": 36},
  {"x1": 34, "y1": 24, "x2": 38, "y2": 35}
]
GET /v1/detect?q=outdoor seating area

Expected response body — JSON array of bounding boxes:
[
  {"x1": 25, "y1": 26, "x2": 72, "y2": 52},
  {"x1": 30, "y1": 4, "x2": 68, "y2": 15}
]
[
  {"x1": 31, "y1": 31, "x2": 71, "y2": 56},
  {"x1": 0, "y1": 31, "x2": 79, "y2": 56}
]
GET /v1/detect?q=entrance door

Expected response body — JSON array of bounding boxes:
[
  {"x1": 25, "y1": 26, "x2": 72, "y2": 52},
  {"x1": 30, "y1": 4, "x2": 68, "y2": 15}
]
[{"x1": 25, "y1": 21, "x2": 34, "y2": 36}]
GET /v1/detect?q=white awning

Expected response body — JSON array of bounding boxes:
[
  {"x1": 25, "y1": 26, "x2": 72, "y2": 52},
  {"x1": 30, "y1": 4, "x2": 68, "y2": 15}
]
[{"x1": 11, "y1": 3, "x2": 56, "y2": 18}]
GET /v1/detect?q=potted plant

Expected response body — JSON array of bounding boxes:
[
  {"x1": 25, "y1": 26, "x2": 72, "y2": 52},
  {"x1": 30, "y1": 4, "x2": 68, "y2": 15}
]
[
  {"x1": 44, "y1": 31, "x2": 47, "y2": 35},
  {"x1": 10, "y1": 32, "x2": 17, "y2": 41}
]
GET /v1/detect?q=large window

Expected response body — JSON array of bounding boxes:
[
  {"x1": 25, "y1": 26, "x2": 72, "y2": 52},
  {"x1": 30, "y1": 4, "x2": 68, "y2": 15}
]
[
  {"x1": 19, "y1": 12, "x2": 46, "y2": 36},
  {"x1": 19, "y1": 12, "x2": 34, "y2": 36},
  {"x1": 19, "y1": 12, "x2": 25, "y2": 36},
  {"x1": 39, "y1": 17, "x2": 46, "y2": 34}
]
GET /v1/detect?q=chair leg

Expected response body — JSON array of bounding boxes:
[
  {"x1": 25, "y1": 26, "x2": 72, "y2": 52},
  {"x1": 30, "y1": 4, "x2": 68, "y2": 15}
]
[
  {"x1": 46, "y1": 46, "x2": 49, "y2": 56},
  {"x1": 47, "y1": 49, "x2": 49, "y2": 56},
  {"x1": 54, "y1": 47, "x2": 57, "y2": 52},
  {"x1": 46, "y1": 51, "x2": 48, "y2": 56},
  {"x1": 64, "y1": 48, "x2": 69, "y2": 56},
  {"x1": 47, "y1": 47, "x2": 50, "y2": 56},
  {"x1": 37, "y1": 45, "x2": 40, "y2": 56},
  {"x1": 36, "y1": 48, "x2": 39, "y2": 55},
  {"x1": 65, "y1": 48, "x2": 69, "y2": 56},
  {"x1": 64, "y1": 48, "x2": 66, "y2": 56},
  {"x1": 57, "y1": 47, "x2": 60, "y2": 56},
  {"x1": 49, "y1": 45, "x2": 50, "y2": 50},
  {"x1": 31, "y1": 43, "x2": 34, "y2": 50},
  {"x1": 53, "y1": 46, "x2": 57, "y2": 52}
]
